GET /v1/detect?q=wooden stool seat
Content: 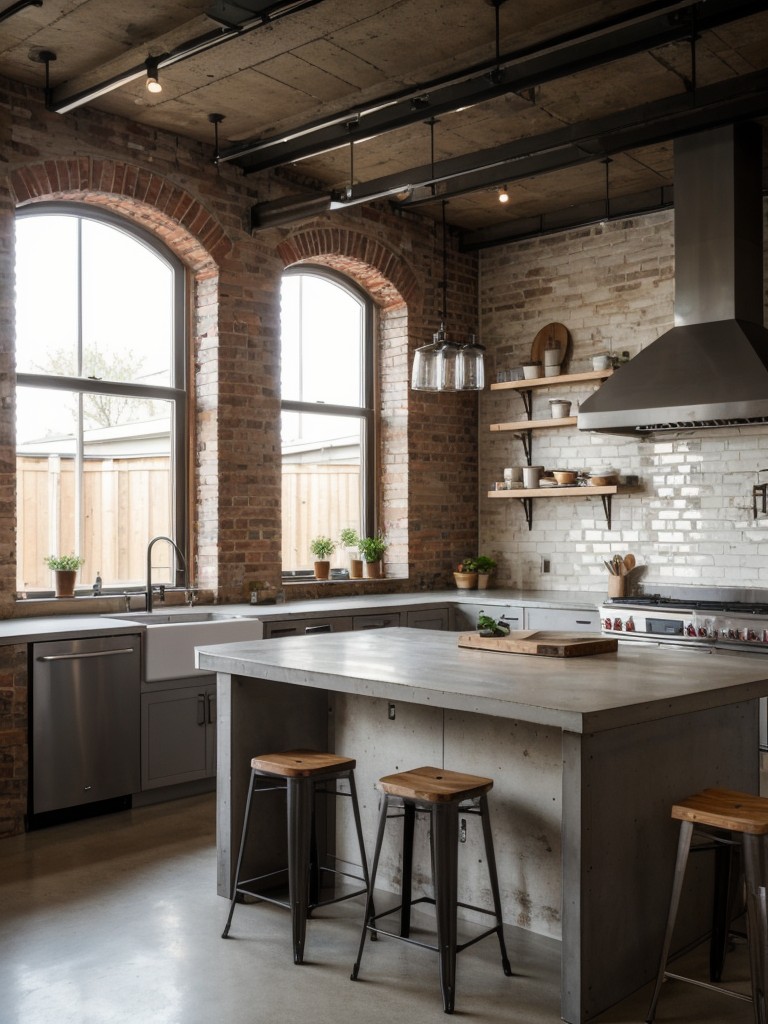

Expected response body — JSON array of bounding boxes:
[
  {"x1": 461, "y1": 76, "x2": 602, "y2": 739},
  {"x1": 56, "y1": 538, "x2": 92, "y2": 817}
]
[
  {"x1": 352, "y1": 764, "x2": 511, "y2": 1014},
  {"x1": 377, "y1": 765, "x2": 493, "y2": 803},
  {"x1": 222, "y1": 748, "x2": 370, "y2": 964},
  {"x1": 672, "y1": 788, "x2": 768, "y2": 835},
  {"x1": 647, "y1": 787, "x2": 768, "y2": 1024},
  {"x1": 251, "y1": 750, "x2": 356, "y2": 777}
]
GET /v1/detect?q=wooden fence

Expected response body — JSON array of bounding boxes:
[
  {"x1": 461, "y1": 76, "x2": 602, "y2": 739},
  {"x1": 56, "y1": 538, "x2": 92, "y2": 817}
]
[{"x1": 17, "y1": 455, "x2": 360, "y2": 590}]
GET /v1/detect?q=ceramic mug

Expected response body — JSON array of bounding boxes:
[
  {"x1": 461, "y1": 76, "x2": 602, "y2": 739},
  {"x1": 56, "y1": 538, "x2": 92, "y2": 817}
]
[{"x1": 522, "y1": 465, "x2": 543, "y2": 488}]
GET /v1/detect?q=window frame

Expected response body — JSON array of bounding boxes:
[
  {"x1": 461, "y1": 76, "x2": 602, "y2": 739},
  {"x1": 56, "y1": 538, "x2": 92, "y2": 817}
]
[
  {"x1": 14, "y1": 201, "x2": 188, "y2": 589},
  {"x1": 280, "y1": 265, "x2": 376, "y2": 565}
]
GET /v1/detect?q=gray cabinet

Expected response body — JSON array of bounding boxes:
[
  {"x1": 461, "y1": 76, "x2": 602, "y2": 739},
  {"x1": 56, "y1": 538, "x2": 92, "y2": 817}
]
[
  {"x1": 406, "y1": 607, "x2": 449, "y2": 630},
  {"x1": 451, "y1": 603, "x2": 524, "y2": 631},
  {"x1": 524, "y1": 606, "x2": 600, "y2": 631},
  {"x1": 263, "y1": 615, "x2": 354, "y2": 637},
  {"x1": 353, "y1": 611, "x2": 401, "y2": 630},
  {"x1": 141, "y1": 680, "x2": 216, "y2": 789}
]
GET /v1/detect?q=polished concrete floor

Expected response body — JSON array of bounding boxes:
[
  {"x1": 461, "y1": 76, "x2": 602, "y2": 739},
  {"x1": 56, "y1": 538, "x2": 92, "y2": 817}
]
[{"x1": 0, "y1": 793, "x2": 754, "y2": 1024}]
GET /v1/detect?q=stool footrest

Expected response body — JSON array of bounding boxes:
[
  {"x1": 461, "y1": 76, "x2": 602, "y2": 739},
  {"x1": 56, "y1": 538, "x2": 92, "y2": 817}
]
[
  {"x1": 662, "y1": 971, "x2": 753, "y2": 1004},
  {"x1": 367, "y1": 896, "x2": 505, "y2": 956}
]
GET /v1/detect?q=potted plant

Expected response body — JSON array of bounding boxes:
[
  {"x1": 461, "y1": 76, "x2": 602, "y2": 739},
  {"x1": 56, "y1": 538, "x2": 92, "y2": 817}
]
[
  {"x1": 44, "y1": 553, "x2": 85, "y2": 598},
  {"x1": 309, "y1": 535, "x2": 335, "y2": 580},
  {"x1": 453, "y1": 558, "x2": 478, "y2": 590},
  {"x1": 475, "y1": 554, "x2": 497, "y2": 590},
  {"x1": 340, "y1": 527, "x2": 363, "y2": 580},
  {"x1": 358, "y1": 533, "x2": 388, "y2": 579}
]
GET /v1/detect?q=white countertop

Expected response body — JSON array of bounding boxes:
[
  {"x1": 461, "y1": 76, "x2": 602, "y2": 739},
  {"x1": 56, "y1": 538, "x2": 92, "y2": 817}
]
[{"x1": 196, "y1": 626, "x2": 768, "y2": 733}]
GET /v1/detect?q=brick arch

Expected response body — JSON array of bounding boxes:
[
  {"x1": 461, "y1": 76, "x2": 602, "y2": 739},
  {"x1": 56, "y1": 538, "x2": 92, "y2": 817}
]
[
  {"x1": 276, "y1": 228, "x2": 417, "y2": 310},
  {"x1": 276, "y1": 226, "x2": 413, "y2": 579},
  {"x1": 10, "y1": 159, "x2": 231, "y2": 271},
  {"x1": 9, "y1": 158, "x2": 232, "y2": 595}
]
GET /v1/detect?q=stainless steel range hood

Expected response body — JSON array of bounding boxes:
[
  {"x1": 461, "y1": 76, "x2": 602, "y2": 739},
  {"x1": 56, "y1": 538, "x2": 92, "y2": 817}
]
[{"x1": 578, "y1": 123, "x2": 768, "y2": 435}]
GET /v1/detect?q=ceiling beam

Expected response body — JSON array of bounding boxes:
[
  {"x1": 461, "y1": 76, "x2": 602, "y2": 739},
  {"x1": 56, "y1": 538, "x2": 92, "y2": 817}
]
[
  {"x1": 227, "y1": 0, "x2": 768, "y2": 173},
  {"x1": 48, "y1": 0, "x2": 328, "y2": 114},
  {"x1": 249, "y1": 67, "x2": 768, "y2": 241}
]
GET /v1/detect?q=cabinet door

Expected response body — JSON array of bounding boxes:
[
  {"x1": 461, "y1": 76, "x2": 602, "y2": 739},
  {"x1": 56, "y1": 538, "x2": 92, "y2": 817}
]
[
  {"x1": 141, "y1": 684, "x2": 211, "y2": 789},
  {"x1": 405, "y1": 607, "x2": 449, "y2": 630},
  {"x1": 353, "y1": 612, "x2": 401, "y2": 630},
  {"x1": 524, "y1": 607, "x2": 600, "y2": 631},
  {"x1": 263, "y1": 615, "x2": 354, "y2": 637},
  {"x1": 451, "y1": 603, "x2": 524, "y2": 631}
]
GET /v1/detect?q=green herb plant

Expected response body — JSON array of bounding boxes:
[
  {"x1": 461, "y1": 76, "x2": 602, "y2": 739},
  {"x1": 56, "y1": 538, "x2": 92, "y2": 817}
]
[
  {"x1": 309, "y1": 536, "x2": 335, "y2": 559},
  {"x1": 44, "y1": 554, "x2": 85, "y2": 571},
  {"x1": 477, "y1": 611, "x2": 511, "y2": 637}
]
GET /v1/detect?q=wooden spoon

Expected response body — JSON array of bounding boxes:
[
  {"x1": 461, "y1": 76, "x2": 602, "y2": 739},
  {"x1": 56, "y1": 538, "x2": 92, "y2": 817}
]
[{"x1": 623, "y1": 553, "x2": 636, "y2": 572}]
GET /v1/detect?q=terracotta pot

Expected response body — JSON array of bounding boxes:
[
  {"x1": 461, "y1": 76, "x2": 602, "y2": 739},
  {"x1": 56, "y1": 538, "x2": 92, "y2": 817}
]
[
  {"x1": 54, "y1": 569, "x2": 77, "y2": 598},
  {"x1": 453, "y1": 572, "x2": 478, "y2": 590},
  {"x1": 364, "y1": 559, "x2": 383, "y2": 579},
  {"x1": 349, "y1": 557, "x2": 363, "y2": 579},
  {"x1": 313, "y1": 560, "x2": 331, "y2": 580},
  {"x1": 477, "y1": 572, "x2": 490, "y2": 590}
]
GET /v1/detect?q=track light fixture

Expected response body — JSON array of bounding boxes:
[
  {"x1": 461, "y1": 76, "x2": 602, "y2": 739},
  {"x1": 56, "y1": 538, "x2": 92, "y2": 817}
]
[
  {"x1": 145, "y1": 56, "x2": 162, "y2": 94},
  {"x1": 498, "y1": 185, "x2": 509, "y2": 204}
]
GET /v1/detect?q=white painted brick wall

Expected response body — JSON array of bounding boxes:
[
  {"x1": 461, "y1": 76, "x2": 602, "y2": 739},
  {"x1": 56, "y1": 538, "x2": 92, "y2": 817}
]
[{"x1": 479, "y1": 205, "x2": 768, "y2": 595}]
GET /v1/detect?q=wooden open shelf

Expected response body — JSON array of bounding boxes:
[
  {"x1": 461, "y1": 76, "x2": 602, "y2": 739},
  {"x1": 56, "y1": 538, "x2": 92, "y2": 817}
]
[
  {"x1": 490, "y1": 368, "x2": 613, "y2": 391},
  {"x1": 487, "y1": 485, "x2": 629, "y2": 529},
  {"x1": 491, "y1": 416, "x2": 577, "y2": 432}
]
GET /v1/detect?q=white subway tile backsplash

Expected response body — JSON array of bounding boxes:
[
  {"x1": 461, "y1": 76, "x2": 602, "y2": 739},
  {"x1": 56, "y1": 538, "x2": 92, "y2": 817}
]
[{"x1": 479, "y1": 203, "x2": 768, "y2": 593}]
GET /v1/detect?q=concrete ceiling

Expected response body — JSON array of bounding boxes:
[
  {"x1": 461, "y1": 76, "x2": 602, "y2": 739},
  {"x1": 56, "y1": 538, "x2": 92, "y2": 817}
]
[{"x1": 2, "y1": 0, "x2": 768, "y2": 248}]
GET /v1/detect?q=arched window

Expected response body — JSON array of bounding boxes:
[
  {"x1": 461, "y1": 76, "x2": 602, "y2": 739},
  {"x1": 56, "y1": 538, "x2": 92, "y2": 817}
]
[
  {"x1": 15, "y1": 203, "x2": 187, "y2": 594},
  {"x1": 280, "y1": 268, "x2": 374, "y2": 572}
]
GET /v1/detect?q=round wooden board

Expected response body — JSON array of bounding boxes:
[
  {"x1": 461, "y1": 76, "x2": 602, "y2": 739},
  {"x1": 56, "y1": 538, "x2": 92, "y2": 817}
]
[{"x1": 531, "y1": 322, "x2": 571, "y2": 371}]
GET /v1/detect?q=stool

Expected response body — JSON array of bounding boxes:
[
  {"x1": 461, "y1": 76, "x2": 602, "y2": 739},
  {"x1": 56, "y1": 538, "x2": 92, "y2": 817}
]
[
  {"x1": 351, "y1": 765, "x2": 512, "y2": 1014},
  {"x1": 222, "y1": 750, "x2": 371, "y2": 964},
  {"x1": 647, "y1": 788, "x2": 768, "y2": 1024}
]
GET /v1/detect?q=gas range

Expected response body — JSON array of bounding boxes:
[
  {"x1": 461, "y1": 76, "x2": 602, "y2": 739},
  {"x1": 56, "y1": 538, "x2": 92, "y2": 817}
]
[{"x1": 598, "y1": 589, "x2": 768, "y2": 652}]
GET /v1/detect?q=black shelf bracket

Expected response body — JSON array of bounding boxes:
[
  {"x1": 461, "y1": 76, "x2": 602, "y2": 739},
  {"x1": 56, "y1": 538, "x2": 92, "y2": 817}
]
[
  {"x1": 601, "y1": 493, "x2": 613, "y2": 529},
  {"x1": 518, "y1": 497, "x2": 534, "y2": 530}
]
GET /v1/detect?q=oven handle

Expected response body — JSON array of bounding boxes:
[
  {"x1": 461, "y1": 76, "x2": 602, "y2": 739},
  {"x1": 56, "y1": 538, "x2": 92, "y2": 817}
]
[{"x1": 37, "y1": 647, "x2": 137, "y2": 662}]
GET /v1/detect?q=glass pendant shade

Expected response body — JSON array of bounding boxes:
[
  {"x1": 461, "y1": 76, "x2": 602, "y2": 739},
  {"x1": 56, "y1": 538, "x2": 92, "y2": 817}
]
[
  {"x1": 457, "y1": 335, "x2": 486, "y2": 391},
  {"x1": 435, "y1": 326, "x2": 462, "y2": 392},
  {"x1": 411, "y1": 339, "x2": 440, "y2": 390}
]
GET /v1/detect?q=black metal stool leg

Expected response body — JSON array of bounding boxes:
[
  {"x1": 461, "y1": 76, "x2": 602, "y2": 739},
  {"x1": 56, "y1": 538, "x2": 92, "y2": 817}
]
[
  {"x1": 478, "y1": 794, "x2": 512, "y2": 975},
  {"x1": 432, "y1": 802, "x2": 459, "y2": 1014},
  {"x1": 646, "y1": 820, "x2": 695, "y2": 1023},
  {"x1": 287, "y1": 776, "x2": 313, "y2": 964},
  {"x1": 351, "y1": 793, "x2": 390, "y2": 980},
  {"x1": 401, "y1": 800, "x2": 415, "y2": 938},
  {"x1": 711, "y1": 840, "x2": 736, "y2": 983},
  {"x1": 743, "y1": 834, "x2": 768, "y2": 1024},
  {"x1": 347, "y1": 770, "x2": 376, "y2": 934},
  {"x1": 222, "y1": 768, "x2": 257, "y2": 939}
]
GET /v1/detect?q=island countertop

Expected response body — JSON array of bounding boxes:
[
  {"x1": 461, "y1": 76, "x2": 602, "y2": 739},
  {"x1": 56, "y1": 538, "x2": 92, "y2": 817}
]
[{"x1": 196, "y1": 626, "x2": 768, "y2": 734}]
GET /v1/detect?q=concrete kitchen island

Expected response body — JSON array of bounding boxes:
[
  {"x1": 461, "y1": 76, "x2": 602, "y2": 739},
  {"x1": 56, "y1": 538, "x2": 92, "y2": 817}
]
[{"x1": 197, "y1": 628, "x2": 768, "y2": 1023}]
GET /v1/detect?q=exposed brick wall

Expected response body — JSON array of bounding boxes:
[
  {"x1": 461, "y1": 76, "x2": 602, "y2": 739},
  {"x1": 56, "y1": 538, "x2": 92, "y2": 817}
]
[
  {"x1": 0, "y1": 645, "x2": 27, "y2": 838},
  {"x1": 0, "y1": 75, "x2": 479, "y2": 834},
  {"x1": 479, "y1": 207, "x2": 768, "y2": 593}
]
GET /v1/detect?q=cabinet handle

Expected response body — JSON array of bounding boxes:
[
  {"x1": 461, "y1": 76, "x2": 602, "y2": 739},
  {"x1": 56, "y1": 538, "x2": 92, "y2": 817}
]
[
  {"x1": 305, "y1": 624, "x2": 332, "y2": 634},
  {"x1": 197, "y1": 694, "x2": 206, "y2": 726},
  {"x1": 37, "y1": 647, "x2": 136, "y2": 662},
  {"x1": 207, "y1": 692, "x2": 216, "y2": 724},
  {"x1": 576, "y1": 619, "x2": 593, "y2": 625},
  {"x1": 358, "y1": 621, "x2": 388, "y2": 629},
  {"x1": 270, "y1": 627, "x2": 298, "y2": 637}
]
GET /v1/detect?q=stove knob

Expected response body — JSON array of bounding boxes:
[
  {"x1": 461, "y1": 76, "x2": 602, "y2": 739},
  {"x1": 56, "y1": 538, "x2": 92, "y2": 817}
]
[
  {"x1": 686, "y1": 623, "x2": 696, "y2": 637},
  {"x1": 697, "y1": 626, "x2": 707, "y2": 637},
  {"x1": 749, "y1": 629, "x2": 759, "y2": 642},
  {"x1": 613, "y1": 617, "x2": 623, "y2": 631},
  {"x1": 604, "y1": 617, "x2": 613, "y2": 630},
  {"x1": 625, "y1": 616, "x2": 635, "y2": 632}
]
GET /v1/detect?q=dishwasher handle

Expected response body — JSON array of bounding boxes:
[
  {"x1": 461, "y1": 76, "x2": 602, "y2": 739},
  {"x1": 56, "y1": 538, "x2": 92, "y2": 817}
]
[{"x1": 37, "y1": 647, "x2": 137, "y2": 662}]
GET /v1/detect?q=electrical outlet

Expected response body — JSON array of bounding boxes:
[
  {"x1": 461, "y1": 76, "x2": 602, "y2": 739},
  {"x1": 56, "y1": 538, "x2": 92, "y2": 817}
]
[
  {"x1": 388, "y1": 702, "x2": 396, "y2": 720},
  {"x1": 541, "y1": 556, "x2": 551, "y2": 574}
]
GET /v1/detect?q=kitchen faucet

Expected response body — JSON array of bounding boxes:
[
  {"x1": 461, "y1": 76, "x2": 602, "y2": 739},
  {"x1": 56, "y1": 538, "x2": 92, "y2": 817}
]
[{"x1": 146, "y1": 535, "x2": 187, "y2": 612}]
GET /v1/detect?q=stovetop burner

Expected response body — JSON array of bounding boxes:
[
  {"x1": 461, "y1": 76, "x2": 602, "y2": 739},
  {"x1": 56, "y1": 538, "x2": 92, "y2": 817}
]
[{"x1": 607, "y1": 596, "x2": 768, "y2": 615}]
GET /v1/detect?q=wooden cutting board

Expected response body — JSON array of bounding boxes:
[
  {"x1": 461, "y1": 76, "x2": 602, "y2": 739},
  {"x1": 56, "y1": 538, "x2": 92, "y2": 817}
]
[{"x1": 457, "y1": 630, "x2": 618, "y2": 658}]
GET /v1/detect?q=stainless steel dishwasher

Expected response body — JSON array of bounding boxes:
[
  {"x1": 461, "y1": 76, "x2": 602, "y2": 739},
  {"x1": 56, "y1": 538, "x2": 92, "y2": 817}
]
[{"x1": 31, "y1": 634, "x2": 141, "y2": 821}]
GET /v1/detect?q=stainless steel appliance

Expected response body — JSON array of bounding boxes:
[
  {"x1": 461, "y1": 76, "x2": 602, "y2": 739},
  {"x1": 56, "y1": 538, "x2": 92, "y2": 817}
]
[
  {"x1": 600, "y1": 586, "x2": 768, "y2": 749},
  {"x1": 31, "y1": 634, "x2": 141, "y2": 823}
]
